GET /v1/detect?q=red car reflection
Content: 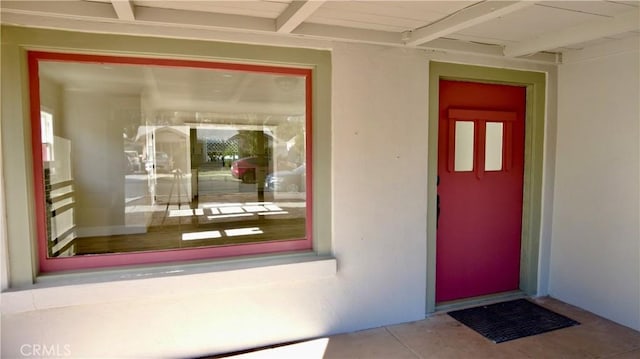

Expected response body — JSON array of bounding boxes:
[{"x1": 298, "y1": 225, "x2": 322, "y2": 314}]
[{"x1": 230, "y1": 156, "x2": 272, "y2": 183}]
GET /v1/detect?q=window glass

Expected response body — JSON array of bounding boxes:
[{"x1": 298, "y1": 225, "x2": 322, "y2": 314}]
[
  {"x1": 40, "y1": 110, "x2": 54, "y2": 161},
  {"x1": 454, "y1": 121, "x2": 474, "y2": 172},
  {"x1": 32, "y1": 53, "x2": 311, "y2": 269},
  {"x1": 485, "y1": 122, "x2": 504, "y2": 171}
]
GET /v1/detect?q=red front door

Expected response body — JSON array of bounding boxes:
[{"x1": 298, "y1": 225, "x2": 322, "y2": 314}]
[{"x1": 436, "y1": 80, "x2": 526, "y2": 303}]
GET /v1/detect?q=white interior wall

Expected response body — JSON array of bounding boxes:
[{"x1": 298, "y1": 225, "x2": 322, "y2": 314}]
[
  {"x1": 39, "y1": 76, "x2": 63, "y2": 131},
  {"x1": 1, "y1": 28, "x2": 559, "y2": 358},
  {"x1": 551, "y1": 39, "x2": 640, "y2": 331},
  {"x1": 63, "y1": 91, "x2": 136, "y2": 232}
]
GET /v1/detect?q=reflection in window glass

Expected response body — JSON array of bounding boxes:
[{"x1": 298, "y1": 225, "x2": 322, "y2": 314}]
[
  {"x1": 454, "y1": 121, "x2": 474, "y2": 172},
  {"x1": 41, "y1": 110, "x2": 54, "y2": 162},
  {"x1": 485, "y1": 122, "x2": 504, "y2": 171},
  {"x1": 35, "y1": 57, "x2": 309, "y2": 262}
]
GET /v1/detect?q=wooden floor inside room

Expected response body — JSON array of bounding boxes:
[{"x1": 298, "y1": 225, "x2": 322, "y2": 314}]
[
  {"x1": 74, "y1": 217, "x2": 306, "y2": 254},
  {"x1": 209, "y1": 297, "x2": 640, "y2": 359},
  {"x1": 72, "y1": 191, "x2": 307, "y2": 255}
]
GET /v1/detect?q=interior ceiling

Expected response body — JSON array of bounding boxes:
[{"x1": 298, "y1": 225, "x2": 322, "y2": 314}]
[
  {"x1": 38, "y1": 60, "x2": 307, "y2": 120},
  {"x1": 1, "y1": 1, "x2": 639, "y2": 64}
]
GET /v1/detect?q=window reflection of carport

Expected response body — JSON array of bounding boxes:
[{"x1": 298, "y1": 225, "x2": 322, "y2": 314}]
[
  {"x1": 135, "y1": 125, "x2": 191, "y2": 205},
  {"x1": 228, "y1": 129, "x2": 274, "y2": 203}
]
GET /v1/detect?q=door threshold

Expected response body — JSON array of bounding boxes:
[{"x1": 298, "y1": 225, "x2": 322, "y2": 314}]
[{"x1": 432, "y1": 290, "x2": 526, "y2": 314}]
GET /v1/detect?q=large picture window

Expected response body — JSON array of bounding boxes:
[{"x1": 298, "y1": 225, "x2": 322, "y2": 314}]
[{"x1": 29, "y1": 51, "x2": 313, "y2": 272}]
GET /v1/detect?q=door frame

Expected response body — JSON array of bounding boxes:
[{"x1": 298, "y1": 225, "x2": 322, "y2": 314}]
[{"x1": 427, "y1": 61, "x2": 546, "y2": 313}]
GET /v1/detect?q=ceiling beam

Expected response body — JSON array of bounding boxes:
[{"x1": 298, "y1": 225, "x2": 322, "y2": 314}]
[
  {"x1": 0, "y1": 1, "x2": 558, "y2": 64},
  {"x1": 111, "y1": 0, "x2": 135, "y2": 21},
  {"x1": 293, "y1": 22, "x2": 402, "y2": 45},
  {"x1": 422, "y1": 38, "x2": 559, "y2": 64},
  {"x1": 504, "y1": 8, "x2": 640, "y2": 57},
  {"x1": 134, "y1": 5, "x2": 274, "y2": 33},
  {"x1": 0, "y1": 0, "x2": 118, "y2": 19},
  {"x1": 404, "y1": 1, "x2": 538, "y2": 47},
  {"x1": 276, "y1": 0, "x2": 325, "y2": 33}
]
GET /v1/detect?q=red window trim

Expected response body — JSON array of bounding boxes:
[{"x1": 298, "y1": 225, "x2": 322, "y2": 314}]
[
  {"x1": 448, "y1": 108, "x2": 517, "y2": 122},
  {"x1": 28, "y1": 51, "x2": 314, "y2": 273}
]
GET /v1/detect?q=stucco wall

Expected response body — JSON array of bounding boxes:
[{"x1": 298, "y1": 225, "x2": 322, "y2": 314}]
[
  {"x1": 1, "y1": 26, "x2": 558, "y2": 358},
  {"x1": 551, "y1": 39, "x2": 640, "y2": 331}
]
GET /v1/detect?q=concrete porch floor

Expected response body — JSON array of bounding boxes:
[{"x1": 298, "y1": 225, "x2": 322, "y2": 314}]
[{"x1": 211, "y1": 297, "x2": 640, "y2": 359}]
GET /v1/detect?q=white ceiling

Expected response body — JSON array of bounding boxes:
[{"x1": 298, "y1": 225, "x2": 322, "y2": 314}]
[
  {"x1": 1, "y1": 1, "x2": 639, "y2": 63},
  {"x1": 38, "y1": 57, "x2": 308, "y2": 120}
]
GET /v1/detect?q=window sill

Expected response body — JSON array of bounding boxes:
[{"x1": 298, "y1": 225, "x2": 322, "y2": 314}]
[{"x1": 1, "y1": 253, "x2": 337, "y2": 314}]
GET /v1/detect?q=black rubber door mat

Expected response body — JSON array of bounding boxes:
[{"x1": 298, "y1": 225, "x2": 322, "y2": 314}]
[{"x1": 447, "y1": 298, "x2": 580, "y2": 343}]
